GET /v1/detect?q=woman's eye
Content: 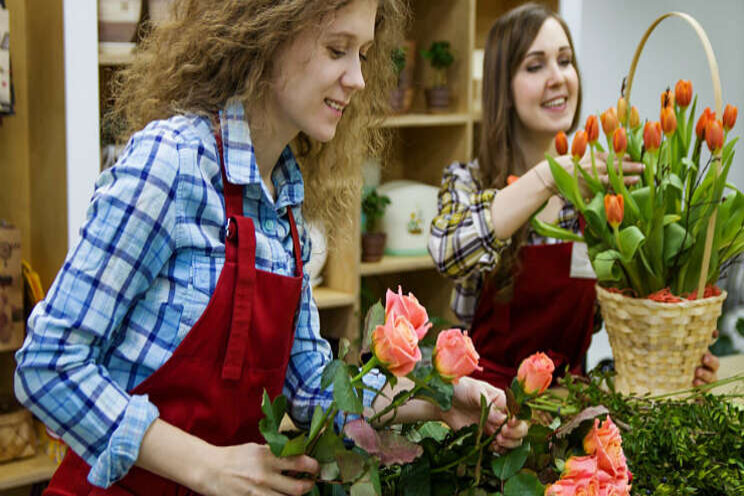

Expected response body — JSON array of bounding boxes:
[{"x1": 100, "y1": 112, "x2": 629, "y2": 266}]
[
  {"x1": 559, "y1": 58, "x2": 572, "y2": 67},
  {"x1": 526, "y1": 64, "x2": 542, "y2": 73},
  {"x1": 329, "y1": 47, "x2": 345, "y2": 58},
  {"x1": 359, "y1": 52, "x2": 368, "y2": 62}
]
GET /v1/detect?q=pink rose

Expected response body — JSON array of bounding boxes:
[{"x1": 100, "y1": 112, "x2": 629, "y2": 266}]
[
  {"x1": 433, "y1": 329, "x2": 483, "y2": 384},
  {"x1": 545, "y1": 475, "x2": 599, "y2": 496},
  {"x1": 385, "y1": 286, "x2": 432, "y2": 340},
  {"x1": 372, "y1": 314, "x2": 422, "y2": 377},
  {"x1": 563, "y1": 455, "x2": 598, "y2": 479},
  {"x1": 583, "y1": 416, "x2": 628, "y2": 479},
  {"x1": 516, "y1": 352, "x2": 555, "y2": 394}
]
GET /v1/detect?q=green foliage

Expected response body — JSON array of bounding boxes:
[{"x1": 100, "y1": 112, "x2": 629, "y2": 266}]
[
  {"x1": 420, "y1": 41, "x2": 454, "y2": 87},
  {"x1": 391, "y1": 47, "x2": 407, "y2": 77},
  {"x1": 362, "y1": 188, "x2": 391, "y2": 233}
]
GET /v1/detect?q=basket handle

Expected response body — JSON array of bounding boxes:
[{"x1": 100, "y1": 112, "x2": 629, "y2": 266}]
[{"x1": 623, "y1": 12, "x2": 723, "y2": 299}]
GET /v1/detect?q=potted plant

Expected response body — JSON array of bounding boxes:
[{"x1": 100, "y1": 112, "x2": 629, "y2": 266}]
[
  {"x1": 361, "y1": 187, "x2": 391, "y2": 262},
  {"x1": 389, "y1": 41, "x2": 415, "y2": 114},
  {"x1": 421, "y1": 40, "x2": 454, "y2": 112},
  {"x1": 533, "y1": 13, "x2": 742, "y2": 395}
]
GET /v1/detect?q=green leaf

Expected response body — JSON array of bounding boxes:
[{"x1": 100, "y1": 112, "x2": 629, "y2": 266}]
[
  {"x1": 321, "y1": 359, "x2": 344, "y2": 390},
  {"x1": 398, "y1": 456, "x2": 431, "y2": 496},
  {"x1": 664, "y1": 214, "x2": 682, "y2": 226},
  {"x1": 308, "y1": 405, "x2": 325, "y2": 443},
  {"x1": 663, "y1": 222, "x2": 692, "y2": 264},
  {"x1": 414, "y1": 373, "x2": 454, "y2": 411},
  {"x1": 737, "y1": 318, "x2": 744, "y2": 339},
  {"x1": 618, "y1": 226, "x2": 645, "y2": 261},
  {"x1": 280, "y1": 432, "x2": 307, "y2": 457},
  {"x1": 336, "y1": 449, "x2": 367, "y2": 483},
  {"x1": 350, "y1": 480, "x2": 377, "y2": 496},
  {"x1": 416, "y1": 421, "x2": 450, "y2": 442},
  {"x1": 546, "y1": 154, "x2": 583, "y2": 209},
  {"x1": 313, "y1": 427, "x2": 346, "y2": 463},
  {"x1": 333, "y1": 364, "x2": 364, "y2": 414},
  {"x1": 592, "y1": 249, "x2": 624, "y2": 283},
  {"x1": 319, "y1": 461, "x2": 340, "y2": 481},
  {"x1": 530, "y1": 216, "x2": 584, "y2": 242},
  {"x1": 491, "y1": 442, "x2": 531, "y2": 480},
  {"x1": 259, "y1": 420, "x2": 290, "y2": 457},
  {"x1": 261, "y1": 390, "x2": 287, "y2": 430},
  {"x1": 362, "y1": 301, "x2": 385, "y2": 353},
  {"x1": 503, "y1": 471, "x2": 545, "y2": 495},
  {"x1": 583, "y1": 193, "x2": 611, "y2": 244},
  {"x1": 338, "y1": 338, "x2": 351, "y2": 361}
]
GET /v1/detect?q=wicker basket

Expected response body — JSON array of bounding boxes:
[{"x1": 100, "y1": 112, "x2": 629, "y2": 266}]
[
  {"x1": 0, "y1": 408, "x2": 37, "y2": 463},
  {"x1": 596, "y1": 285, "x2": 726, "y2": 395}
]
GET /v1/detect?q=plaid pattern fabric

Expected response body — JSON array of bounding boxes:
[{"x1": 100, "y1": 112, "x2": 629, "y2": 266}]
[
  {"x1": 428, "y1": 160, "x2": 580, "y2": 324},
  {"x1": 15, "y1": 100, "x2": 383, "y2": 488}
]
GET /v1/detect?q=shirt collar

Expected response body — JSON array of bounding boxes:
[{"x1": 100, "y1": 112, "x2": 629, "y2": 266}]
[{"x1": 218, "y1": 99, "x2": 304, "y2": 208}]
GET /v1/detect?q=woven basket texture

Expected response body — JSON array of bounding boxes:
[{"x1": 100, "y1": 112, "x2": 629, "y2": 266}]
[
  {"x1": 596, "y1": 285, "x2": 726, "y2": 395},
  {"x1": 0, "y1": 408, "x2": 37, "y2": 463}
]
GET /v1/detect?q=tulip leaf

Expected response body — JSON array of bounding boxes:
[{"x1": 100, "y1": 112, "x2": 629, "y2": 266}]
[
  {"x1": 491, "y1": 442, "x2": 531, "y2": 481},
  {"x1": 530, "y1": 216, "x2": 584, "y2": 243},
  {"x1": 663, "y1": 214, "x2": 681, "y2": 226},
  {"x1": 546, "y1": 155, "x2": 583, "y2": 209},
  {"x1": 628, "y1": 125, "x2": 644, "y2": 162},
  {"x1": 592, "y1": 250, "x2": 624, "y2": 283},
  {"x1": 583, "y1": 193, "x2": 611, "y2": 243},
  {"x1": 618, "y1": 226, "x2": 645, "y2": 261},
  {"x1": 503, "y1": 471, "x2": 545, "y2": 496},
  {"x1": 333, "y1": 363, "x2": 363, "y2": 414},
  {"x1": 577, "y1": 162, "x2": 603, "y2": 195}
]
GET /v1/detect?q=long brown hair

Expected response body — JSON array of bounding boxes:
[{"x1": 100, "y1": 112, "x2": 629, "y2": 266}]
[
  {"x1": 112, "y1": 0, "x2": 408, "y2": 236},
  {"x1": 479, "y1": 2, "x2": 582, "y2": 294}
]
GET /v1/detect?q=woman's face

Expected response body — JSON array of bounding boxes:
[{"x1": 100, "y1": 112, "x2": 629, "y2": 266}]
[
  {"x1": 269, "y1": 0, "x2": 377, "y2": 143},
  {"x1": 511, "y1": 17, "x2": 579, "y2": 139}
]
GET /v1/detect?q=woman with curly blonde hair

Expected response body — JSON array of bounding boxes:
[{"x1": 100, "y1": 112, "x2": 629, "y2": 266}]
[{"x1": 16, "y1": 1, "x2": 526, "y2": 494}]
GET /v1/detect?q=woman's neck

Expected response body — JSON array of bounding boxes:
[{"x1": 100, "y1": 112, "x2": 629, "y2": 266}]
[
  {"x1": 247, "y1": 105, "x2": 297, "y2": 200},
  {"x1": 513, "y1": 124, "x2": 553, "y2": 172}
]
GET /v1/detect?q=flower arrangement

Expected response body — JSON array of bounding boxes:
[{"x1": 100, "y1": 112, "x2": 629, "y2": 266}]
[{"x1": 533, "y1": 80, "x2": 742, "y2": 300}]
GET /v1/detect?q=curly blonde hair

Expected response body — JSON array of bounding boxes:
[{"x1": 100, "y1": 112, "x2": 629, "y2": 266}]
[{"x1": 112, "y1": 0, "x2": 408, "y2": 235}]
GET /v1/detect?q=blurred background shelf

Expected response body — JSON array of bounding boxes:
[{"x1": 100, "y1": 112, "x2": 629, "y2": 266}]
[
  {"x1": 360, "y1": 255, "x2": 434, "y2": 276},
  {"x1": 0, "y1": 452, "x2": 57, "y2": 491}
]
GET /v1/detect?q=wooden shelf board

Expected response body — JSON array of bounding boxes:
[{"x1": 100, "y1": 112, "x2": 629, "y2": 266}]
[
  {"x1": 313, "y1": 287, "x2": 356, "y2": 309},
  {"x1": 98, "y1": 51, "x2": 134, "y2": 66},
  {"x1": 0, "y1": 452, "x2": 57, "y2": 490},
  {"x1": 381, "y1": 113, "x2": 471, "y2": 128},
  {"x1": 360, "y1": 255, "x2": 435, "y2": 276}
]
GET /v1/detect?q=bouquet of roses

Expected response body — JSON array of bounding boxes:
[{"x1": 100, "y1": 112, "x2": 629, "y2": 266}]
[{"x1": 533, "y1": 80, "x2": 742, "y2": 299}]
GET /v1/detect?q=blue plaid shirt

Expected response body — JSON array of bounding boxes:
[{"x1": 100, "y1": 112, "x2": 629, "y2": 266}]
[{"x1": 15, "y1": 100, "x2": 383, "y2": 488}]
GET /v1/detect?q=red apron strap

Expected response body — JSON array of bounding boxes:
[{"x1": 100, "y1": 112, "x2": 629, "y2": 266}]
[{"x1": 287, "y1": 209, "x2": 303, "y2": 277}]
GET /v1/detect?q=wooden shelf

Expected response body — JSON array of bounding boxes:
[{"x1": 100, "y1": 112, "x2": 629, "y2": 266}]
[
  {"x1": 360, "y1": 255, "x2": 435, "y2": 276},
  {"x1": 380, "y1": 113, "x2": 471, "y2": 128},
  {"x1": 0, "y1": 452, "x2": 57, "y2": 490},
  {"x1": 98, "y1": 51, "x2": 135, "y2": 66},
  {"x1": 313, "y1": 287, "x2": 356, "y2": 309}
]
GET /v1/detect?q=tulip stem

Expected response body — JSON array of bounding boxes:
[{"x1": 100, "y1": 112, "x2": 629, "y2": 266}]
[{"x1": 590, "y1": 145, "x2": 599, "y2": 181}]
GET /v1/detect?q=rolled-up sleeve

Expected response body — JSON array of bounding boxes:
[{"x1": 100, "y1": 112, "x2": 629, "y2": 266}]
[{"x1": 15, "y1": 127, "x2": 181, "y2": 487}]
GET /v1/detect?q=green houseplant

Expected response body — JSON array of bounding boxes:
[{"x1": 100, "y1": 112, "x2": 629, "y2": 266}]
[
  {"x1": 390, "y1": 41, "x2": 416, "y2": 114},
  {"x1": 420, "y1": 41, "x2": 454, "y2": 112},
  {"x1": 362, "y1": 187, "x2": 391, "y2": 262}
]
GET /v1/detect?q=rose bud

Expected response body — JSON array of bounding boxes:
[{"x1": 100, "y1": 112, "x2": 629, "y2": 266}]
[
  {"x1": 660, "y1": 106, "x2": 677, "y2": 136},
  {"x1": 585, "y1": 115, "x2": 599, "y2": 144},
  {"x1": 604, "y1": 194, "x2": 624, "y2": 228},
  {"x1": 516, "y1": 352, "x2": 555, "y2": 395},
  {"x1": 433, "y1": 329, "x2": 483, "y2": 384},
  {"x1": 617, "y1": 97, "x2": 628, "y2": 125},
  {"x1": 629, "y1": 105, "x2": 640, "y2": 128},
  {"x1": 696, "y1": 107, "x2": 715, "y2": 139},
  {"x1": 612, "y1": 127, "x2": 627, "y2": 155},
  {"x1": 385, "y1": 286, "x2": 432, "y2": 340},
  {"x1": 705, "y1": 119, "x2": 724, "y2": 152},
  {"x1": 643, "y1": 121, "x2": 662, "y2": 152},
  {"x1": 723, "y1": 104, "x2": 737, "y2": 131},
  {"x1": 555, "y1": 131, "x2": 568, "y2": 155},
  {"x1": 372, "y1": 315, "x2": 422, "y2": 377},
  {"x1": 571, "y1": 130, "x2": 588, "y2": 160},
  {"x1": 601, "y1": 107, "x2": 619, "y2": 137},
  {"x1": 675, "y1": 79, "x2": 692, "y2": 108}
]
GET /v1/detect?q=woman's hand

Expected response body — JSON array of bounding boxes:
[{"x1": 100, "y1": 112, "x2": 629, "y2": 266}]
[
  {"x1": 693, "y1": 329, "x2": 721, "y2": 386},
  {"x1": 204, "y1": 443, "x2": 318, "y2": 496},
  {"x1": 439, "y1": 377, "x2": 528, "y2": 450}
]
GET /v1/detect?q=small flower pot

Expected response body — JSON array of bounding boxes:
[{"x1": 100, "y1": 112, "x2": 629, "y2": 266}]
[
  {"x1": 390, "y1": 87, "x2": 414, "y2": 114},
  {"x1": 361, "y1": 232, "x2": 386, "y2": 263},
  {"x1": 425, "y1": 86, "x2": 450, "y2": 113}
]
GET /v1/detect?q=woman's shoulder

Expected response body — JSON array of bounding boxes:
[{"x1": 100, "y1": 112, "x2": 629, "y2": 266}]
[{"x1": 135, "y1": 114, "x2": 214, "y2": 149}]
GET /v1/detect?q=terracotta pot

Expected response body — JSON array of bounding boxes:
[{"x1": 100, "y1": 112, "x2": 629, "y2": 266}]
[
  {"x1": 390, "y1": 87, "x2": 414, "y2": 114},
  {"x1": 361, "y1": 232, "x2": 386, "y2": 263},
  {"x1": 425, "y1": 86, "x2": 450, "y2": 112},
  {"x1": 98, "y1": 0, "x2": 142, "y2": 43}
]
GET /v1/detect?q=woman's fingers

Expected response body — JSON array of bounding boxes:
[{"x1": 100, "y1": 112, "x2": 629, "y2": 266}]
[{"x1": 272, "y1": 454, "x2": 320, "y2": 475}]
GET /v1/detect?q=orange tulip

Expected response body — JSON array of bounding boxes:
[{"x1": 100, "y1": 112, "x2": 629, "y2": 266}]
[
  {"x1": 723, "y1": 104, "x2": 738, "y2": 131},
  {"x1": 705, "y1": 119, "x2": 724, "y2": 152},
  {"x1": 617, "y1": 97, "x2": 628, "y2": 125},
  {"x1": 612, "y1": 127, "x2": 627, "y2": 155},
  {"x1": 601, "y1": 107, "x2": 619, "y2": 137},
  {"x1": 604, "y1": 194, "x2": 624, "y2": 228},
  {"x1": 571, "y1": 130, "x2": 588, "y2": 159},
  {"x1": 661, "y1": 88, "x2": 674, "y2": 109},
  {"x1": 629, "y1": 106, "x2": 640, "y2": 128},
  {"x1": 555, "y1": 131, "x2": 568, "y2": 155},
  {"x1": 660, "y1": 106, "x2": 677, "y2": 136},
  {"x1": 696, "y1": 107, "x2": 715, "y2": 139},
  {"x1": 507, "y1": 175, "x2": 520, "y2": 185},
  {"x1": 674, "y1": 80, "x2": 692, "y2": 108},
  {"x1": 585, "y1": 115, "x2": 599, "y2": 144},
  {"x1": 643, "y1": 121, "x2": 662, "y2": 152}
]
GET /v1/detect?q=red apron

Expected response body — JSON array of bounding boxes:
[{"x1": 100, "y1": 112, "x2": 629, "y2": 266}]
[
  {"x1": 44, "y1": 132, "x2": 304, "y2": 495},
  {"x1": 469, "y1": 242, "x2": 596, "y2": 390}
]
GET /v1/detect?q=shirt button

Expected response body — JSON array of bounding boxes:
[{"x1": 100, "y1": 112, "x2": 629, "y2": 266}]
[{"x1": 264, "y1": 219, "x2": 275, "y2": 231}]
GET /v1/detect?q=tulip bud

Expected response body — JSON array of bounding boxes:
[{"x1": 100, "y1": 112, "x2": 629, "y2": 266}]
[
  {"x1": 660, "y1": 106, "x2": 677, "y2": 136},
  {"x1": 723, "y1": 104, "x2": 738, "y2": 131},
  {"x1": 629, "y1": 106, "x2": 640, "y2": 128},
  {"x1": 696, "y1": 107, "x2": 715, "y2": 139},
  {"x1": 604, "y1": 194, "x2": 624, "y2": 228},
  {"x1": 571, "y1": 130, "x2": 588, "y2": 160},
  {"x1": 555, "y1": 131, "x2": 568, "y2": 155},
  {"x1": 601, "y1": 107, "x2": 619, "y2": 137},
  {"x1": 674, "y1": 80, "x2": 692, "y2": 108},
  {"x1": 585, "y1": 115, "x2": 599, "y2": 144},
  {"x1": 705, "y1": 119, "x2": 724, "y2": 152},
  {"x1": 617, "y1": 97, "x2": 628, "y2": 125},
  {"x1": 613, "y1": 127, "x2": 627, "y2": 155},
  {"x1": 507, "y1": 175, "x2": 519, "y2": 185},
  {"x1": 643, "y1": 121, "x2": 662, "y2": 152},
  {"x1": 661, "y1": 88, "x2": 674, "y2": 109}
]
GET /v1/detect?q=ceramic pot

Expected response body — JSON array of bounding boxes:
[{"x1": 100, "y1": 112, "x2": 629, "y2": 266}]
[
  {"x1": 425, "y1": 86, "x2": 450, "y2": 112},
  {"x1": 361, "y1": 232, "x2": 386, "y2": 263},
  {"x1": 98, "y1": 0, "x2": 142, "y2": 42}
]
